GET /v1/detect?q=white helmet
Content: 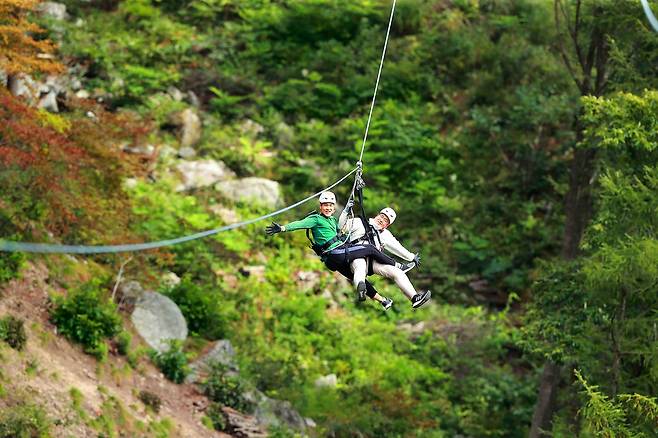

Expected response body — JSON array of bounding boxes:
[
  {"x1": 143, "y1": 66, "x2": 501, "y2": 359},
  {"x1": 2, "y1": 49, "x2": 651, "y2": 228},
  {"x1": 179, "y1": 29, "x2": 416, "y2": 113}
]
[
  {"x1": 319, "y1": 191, "x2": 336, "y2": 204},
  {"x1": 380, "y1": 207, "x2": 396, "y2": 225}
]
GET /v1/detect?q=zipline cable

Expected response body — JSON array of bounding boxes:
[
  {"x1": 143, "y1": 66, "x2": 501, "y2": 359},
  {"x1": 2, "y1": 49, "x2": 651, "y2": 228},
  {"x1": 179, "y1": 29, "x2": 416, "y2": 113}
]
[
  {"x1": 0, "y1": 168, "x2": 357, "y2": 254},
  {"x1": 641, "y1": 0, "x2": 658, "y2": 32},
  {"x1": 340, "y1": 0, "x2": 396, "y2": 244},
  {"x1": 358, "y1": 0, "x2": 396, "y2": 163},
  {"x1": 1, "y1": 0, "x2": 398, "y2": 255}
]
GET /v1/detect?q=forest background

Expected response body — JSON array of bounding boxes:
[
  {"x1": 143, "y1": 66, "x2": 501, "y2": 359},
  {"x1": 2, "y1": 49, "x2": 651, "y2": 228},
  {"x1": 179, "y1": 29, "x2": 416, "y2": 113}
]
[{"x1": 0, "y1": 0, "x2": 657, "y2": 437}]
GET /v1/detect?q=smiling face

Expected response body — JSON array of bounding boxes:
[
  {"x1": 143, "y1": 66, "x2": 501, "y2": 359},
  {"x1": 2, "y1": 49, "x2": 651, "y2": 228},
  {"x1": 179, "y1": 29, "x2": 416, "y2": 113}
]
[
  {"x1": 320, "y1": 202, "x2": 335, "y2": 217},
  {"x1": 374, "y1": 213, "x2": 390, "y2": 230}
]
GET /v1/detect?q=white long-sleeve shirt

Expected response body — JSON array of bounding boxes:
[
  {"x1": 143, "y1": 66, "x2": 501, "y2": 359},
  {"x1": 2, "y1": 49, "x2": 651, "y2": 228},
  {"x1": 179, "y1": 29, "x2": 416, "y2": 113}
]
[{"x1": 338, "y1": 209, "x2": 415, "y2": 262}]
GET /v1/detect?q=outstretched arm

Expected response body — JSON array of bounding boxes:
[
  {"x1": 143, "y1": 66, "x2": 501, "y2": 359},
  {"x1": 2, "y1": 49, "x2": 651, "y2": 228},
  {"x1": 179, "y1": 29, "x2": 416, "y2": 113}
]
[
  {"x1": 266, "y1": 215, "x2": 319, "y2": 235},
  {"x1": 379, "y1": 229, "x2": 415, "y2": 261}
]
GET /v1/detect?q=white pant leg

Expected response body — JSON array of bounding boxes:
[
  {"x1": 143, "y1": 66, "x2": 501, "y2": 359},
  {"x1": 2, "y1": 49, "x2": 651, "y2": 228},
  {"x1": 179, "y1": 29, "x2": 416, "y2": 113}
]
[
  {"x1": 351, "y1": 259, "x2": 367, "y2": 288},
  {"x1": 372, "y1": 261, "x2": 417, "y2": 301}
]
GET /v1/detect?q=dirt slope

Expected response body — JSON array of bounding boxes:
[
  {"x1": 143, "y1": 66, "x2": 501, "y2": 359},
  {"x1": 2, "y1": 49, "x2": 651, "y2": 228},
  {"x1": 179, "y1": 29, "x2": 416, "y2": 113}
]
[{"x1": 0, "y1": 261, "x2": 233, "y2": 438}]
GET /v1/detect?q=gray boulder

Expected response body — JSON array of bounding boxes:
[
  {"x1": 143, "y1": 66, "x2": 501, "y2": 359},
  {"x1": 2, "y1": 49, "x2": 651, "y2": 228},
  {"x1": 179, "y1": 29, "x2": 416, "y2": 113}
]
[
  {"x1": 208, "y1": 205, "x2": 239, "y2": 224},
  {"x1": 221, "y1": 407, "x2": 268, "y2": 438},
  {"x1": 36, "y1": 2, "x2": 68, "y2": 20},
  {"x1": 170, "y1": 108, "x2": 202, "y2": 148},
  {"x1": 161, "y1": 272, "x2": 181, "y2": 288},
  {"x1": 118, "y1": 280, "x2": 144, "y2": 306},
  {"x1": 250, "y1": 393, "x2": 307, "y2": 433},
  {"x1": 8, "y1": 74, "x2": 38, "y2": 103},
  {"x1": 296, "y1": 271, "x2": 322, "y2": 291},
  {"x1": 122, "y1": 144, "x2": 155, "y2": 156},
  {"x1": 275, "y1": 121, "x2": 294, "y2": 147},
  {"x1": 75, "y1": 89, "x2": 90, "y2": 99},
  {"x1": 177, "y1": 146, "x2": 196, "y2": 159},
  {"x1": 215, "y1": 177, "x2": 283, "y2": 208},
  {"x1": 38, "y1": 90, "x2": 59, "y2": 113},
  {"x1": 314, "y1": 373, "x2": 338, "y2": 389},
  {"x1": 239, "y1": 119, "x2": 265, "y2": 137},
  {"x1": 176, "y1": 159, "x2": 235, "y2": 191},
  {"x1": 167, "y1": 86, "x2": 184, "y2": 102},
  {"x1": 186, "y1": 339, "x2": 238, "y2": 384},
  {"x1": 131, "y1": 291, "x2": 187, "y2": 352}
]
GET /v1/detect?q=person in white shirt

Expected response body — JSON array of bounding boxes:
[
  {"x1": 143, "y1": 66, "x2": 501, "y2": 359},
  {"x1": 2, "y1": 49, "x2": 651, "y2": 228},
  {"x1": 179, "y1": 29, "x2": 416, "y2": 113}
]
[{"x1": 339, "y1": 204, "x2": 431, "y2": 309}]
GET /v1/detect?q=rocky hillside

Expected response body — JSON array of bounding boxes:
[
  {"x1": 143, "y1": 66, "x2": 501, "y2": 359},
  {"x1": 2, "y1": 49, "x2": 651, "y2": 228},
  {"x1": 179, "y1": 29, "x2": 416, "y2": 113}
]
[{"x1": 2, "y1": 1, "x2": 657, "y2": 437}]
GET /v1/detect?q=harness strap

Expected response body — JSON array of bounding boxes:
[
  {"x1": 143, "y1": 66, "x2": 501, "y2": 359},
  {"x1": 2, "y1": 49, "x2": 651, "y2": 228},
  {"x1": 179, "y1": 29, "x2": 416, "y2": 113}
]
[{"x1": 304, "y1": 212, "x2": 343, "y2": 256}]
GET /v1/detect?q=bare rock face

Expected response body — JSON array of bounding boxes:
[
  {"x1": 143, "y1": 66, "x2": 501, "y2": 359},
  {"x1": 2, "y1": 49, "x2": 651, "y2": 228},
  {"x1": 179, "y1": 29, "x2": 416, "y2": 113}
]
[
  {"x1": 221, "y1": 407, "x2": 268, "y2": 438},
  {"x1": 186, "y1": 340, "x2": 238, "y2": 384},
  {"x1": 249, "y1": 393, "x2": 307, "y2": 433},
  {"x1": 176, "y1": 159, "x2": 236, "y2": 191},
  {"x1": 131, "y1": 292, "x2": 187, "y2": 352},
  {"x1": 215, "y1": 177, "x2": 283, "y2": 209}
]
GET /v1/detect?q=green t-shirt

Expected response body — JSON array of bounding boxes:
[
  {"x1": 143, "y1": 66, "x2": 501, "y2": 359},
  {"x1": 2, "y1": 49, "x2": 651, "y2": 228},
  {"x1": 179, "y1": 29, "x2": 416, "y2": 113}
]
[{"x1": 284, "y1": 213, "x2": 342, "y2": 251}]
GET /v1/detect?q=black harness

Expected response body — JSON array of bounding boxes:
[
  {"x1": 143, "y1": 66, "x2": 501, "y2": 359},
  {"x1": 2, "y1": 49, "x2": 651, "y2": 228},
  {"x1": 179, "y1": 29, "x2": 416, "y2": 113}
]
[{"x1": 354, "y1": 183, "x2": 382, "y2": 275}]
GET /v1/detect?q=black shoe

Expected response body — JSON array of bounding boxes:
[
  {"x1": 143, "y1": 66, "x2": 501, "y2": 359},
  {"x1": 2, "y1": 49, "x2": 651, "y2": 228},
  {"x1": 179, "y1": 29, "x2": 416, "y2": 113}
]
[
  {"x1": 356, "y1": 281, "x2": 367, "y2": 302},
  {"x1": 400, "y1": 262, "x2": 416, "y2": 273},
  {"x1": 381, "y1": 297, "x2": 393, "y2": 311},
  {"x1": 411, "y1": 290, "x2": 431, "y2": 308}
]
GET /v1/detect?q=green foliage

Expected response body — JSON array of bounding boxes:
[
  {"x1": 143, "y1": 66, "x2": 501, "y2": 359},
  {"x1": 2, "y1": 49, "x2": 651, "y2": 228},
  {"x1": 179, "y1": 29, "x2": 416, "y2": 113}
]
[
  {"x1": 0, "y1": 250, "x2": 24, "y2": 285},
  {"x1": 60, "y1": 0, "x2": 195, "y2": 106},
  {"x1": 582, "y1": 91, "x2": 658, "y2": 152},
  {"x1": 202, "y1": 362, "x2": 252, "y2": 412},
  {"x1": 50, "y1": 281, "x2": 122, "y2": 361},
  {"x1": 205, "y1": 402, "x2": 226, "y2": 432},
  {"x1": 576, "y1": 370, "x2": 658, "y2": 437},
  {"x1": 0, "y1": 315, "x2": 27, "y2": 351},
  {"x1": 520, "y1": 261, "x2": 597, "y2": 364},
  {"x1": 0, "y1": 403, "x2": 52, "y2": 438},
  {"x1": 163, "y1": 276, "x2": 230, "y2": 340},
  {"x1": 138, "y1": 390, "x2": 162, "y2": 413},
  {"x1": 35, "y1": 0, "x2": 658, "y2": 435},
  {"x1": 150, "y1": 340, "x2": 190, "y2": 384},
  {"x1": 116, "y1": 331, "x2": 132, "y2": 356}
]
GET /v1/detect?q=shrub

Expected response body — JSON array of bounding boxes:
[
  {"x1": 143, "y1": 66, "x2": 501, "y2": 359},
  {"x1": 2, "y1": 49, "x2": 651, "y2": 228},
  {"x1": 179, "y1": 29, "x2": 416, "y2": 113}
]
[
  {"x1": 138, "y1": 390, "x2": 162, "y2": 413},
  {"x1": 0, "y1": 316, "x2": 27, "y2": 351},
  {"x1": 0, "y1": 251, "x2": 24, "y2": 285},
  {"x1": 150, "y1": 340, "x2": 189, "y2": 384},
  {"x1": 116, "y1": 331, "x2": 132, "y2": 356},
  {"x1": 163, "y1": 277, "x2": 227, "y2": 340},
  {"x1": 50, "y1": 281, "x2": 122, "y2": 360},
  {"x1": 202, "y1": 362, "x2": 251, "y2": 412},
  {"x1": 0, "y1": 404, "x2": 51, "y2": 438},
  {"x1": 205, "y1": 402, "x2": 226, "y2": 432}
]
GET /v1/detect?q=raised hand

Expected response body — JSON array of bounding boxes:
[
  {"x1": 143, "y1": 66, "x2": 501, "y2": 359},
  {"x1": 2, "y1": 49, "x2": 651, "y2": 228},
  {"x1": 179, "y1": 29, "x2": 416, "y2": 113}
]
[{"x1": 265, "y1": 222, "x2": 283, "y2": 236}]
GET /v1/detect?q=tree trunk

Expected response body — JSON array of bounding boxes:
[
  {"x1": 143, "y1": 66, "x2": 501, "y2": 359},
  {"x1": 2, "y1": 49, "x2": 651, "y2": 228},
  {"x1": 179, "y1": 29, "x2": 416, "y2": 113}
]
[
  {"x1": 529, "y1": 362, "x2": 562, "y2": 438},
  {"x1": 561, "y1": 146, "x2": 598, "y2": 261},
  {"x1": 530, "y1": 127, "x2": 598, "y2": 438}
]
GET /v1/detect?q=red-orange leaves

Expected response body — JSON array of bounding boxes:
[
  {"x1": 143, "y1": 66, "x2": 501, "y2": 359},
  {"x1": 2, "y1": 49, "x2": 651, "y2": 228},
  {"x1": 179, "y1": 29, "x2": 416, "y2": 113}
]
[{"x1": 0, "y1": 89, "x2": 141, "y2": 243}]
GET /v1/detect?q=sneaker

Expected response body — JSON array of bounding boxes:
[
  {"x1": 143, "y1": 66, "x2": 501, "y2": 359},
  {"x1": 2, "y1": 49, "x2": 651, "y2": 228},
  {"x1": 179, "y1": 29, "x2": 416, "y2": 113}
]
[
  {"x1": 411, "y1": 290, "x2": 431, "y2": 308},
  {"x1": 381, "y1": 297, "x2": 393, "y2": 311},
  {"x1": 356, "y1": 281, "x2": 367, "y2": 302},
  {"x1": 399, "y1": 261, "x2": 416, "y2": 273}
]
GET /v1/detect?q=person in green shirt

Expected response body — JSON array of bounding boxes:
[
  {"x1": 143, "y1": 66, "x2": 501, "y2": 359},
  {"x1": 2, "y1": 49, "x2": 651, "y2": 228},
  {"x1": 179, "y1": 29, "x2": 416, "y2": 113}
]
[{"x1": 266, "y1": 191, "x2": 404, "y2": 305}]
